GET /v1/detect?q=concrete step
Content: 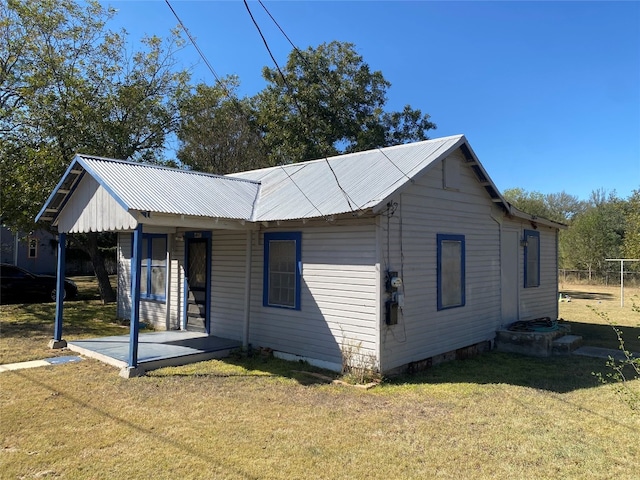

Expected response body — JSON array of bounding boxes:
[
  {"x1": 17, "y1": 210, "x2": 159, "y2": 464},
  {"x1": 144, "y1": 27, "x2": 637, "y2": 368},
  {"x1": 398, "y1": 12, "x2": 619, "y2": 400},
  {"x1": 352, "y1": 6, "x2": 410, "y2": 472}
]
[{"x1": 552, "y1": 335, "x2": 583, "y2": 355}]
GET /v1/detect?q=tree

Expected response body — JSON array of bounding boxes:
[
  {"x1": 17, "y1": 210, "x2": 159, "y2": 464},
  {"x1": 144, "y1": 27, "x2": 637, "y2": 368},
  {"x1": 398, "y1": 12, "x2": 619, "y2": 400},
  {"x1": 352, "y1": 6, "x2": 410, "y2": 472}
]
[
  {"x1": 176, "y1": 78, "x2": 267, "y2": 174},
  {"x1": 561, "y1": 191, "x2": 625, "y2": 278},
  {"x1": 0, "y1": 0, "x2": 189, "y2": 301},
  {"x1": 502, "y1": 188, "x2": 585, "y2": 224},
  {"x1": 622, "y1": 189, "x2": 640, "y2": 260},
  {"x1": 255, "y1": 41, "x2": 436, "y2": 165}
]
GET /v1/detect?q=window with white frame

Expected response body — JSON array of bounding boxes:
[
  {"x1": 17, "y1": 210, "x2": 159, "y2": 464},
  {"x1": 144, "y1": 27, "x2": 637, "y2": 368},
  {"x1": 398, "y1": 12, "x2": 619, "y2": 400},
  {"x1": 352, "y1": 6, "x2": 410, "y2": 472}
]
[
  {"x1": 140, "y1": 234, "x2": 167, "y2": 301},
  {"x1": 437, "y1": 234, "x2": 465, "y2": 310},
  {"x1": 263, "y1": 232, "x2": 301, "y2": 310},
  {"x1": 524, "y1": 229, "x2": 540, "y2": 288}
]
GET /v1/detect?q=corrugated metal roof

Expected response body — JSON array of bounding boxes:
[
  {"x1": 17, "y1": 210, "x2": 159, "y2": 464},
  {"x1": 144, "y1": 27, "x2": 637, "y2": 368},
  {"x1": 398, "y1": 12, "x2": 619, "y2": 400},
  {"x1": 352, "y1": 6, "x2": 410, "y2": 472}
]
[
  {"x1": 37, "y1": 155, "x2": 261, "y2": 224},
  {"x1": 229, "y1": 134, "x2": 466, "y2": 221},
  {"x1": 38, "y1": 134, "x2": 554, "y2": 229},
  {"x1": 78, "y1": 156, "x2": 260, "y2": 219}
]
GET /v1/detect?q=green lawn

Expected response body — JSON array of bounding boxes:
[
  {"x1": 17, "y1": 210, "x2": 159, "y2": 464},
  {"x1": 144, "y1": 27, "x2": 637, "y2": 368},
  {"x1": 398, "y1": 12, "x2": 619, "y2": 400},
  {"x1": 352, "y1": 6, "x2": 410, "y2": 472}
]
[{"x1": 1, "y1": 281, "x2": 639, "y2": 479}]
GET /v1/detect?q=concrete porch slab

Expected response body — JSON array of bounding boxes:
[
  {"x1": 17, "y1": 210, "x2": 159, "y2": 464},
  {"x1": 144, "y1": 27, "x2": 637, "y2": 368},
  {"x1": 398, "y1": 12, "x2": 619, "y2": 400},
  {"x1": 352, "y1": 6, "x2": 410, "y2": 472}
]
[{"x1": 68, "y1": 331, "x2": 241, "y2": 373}]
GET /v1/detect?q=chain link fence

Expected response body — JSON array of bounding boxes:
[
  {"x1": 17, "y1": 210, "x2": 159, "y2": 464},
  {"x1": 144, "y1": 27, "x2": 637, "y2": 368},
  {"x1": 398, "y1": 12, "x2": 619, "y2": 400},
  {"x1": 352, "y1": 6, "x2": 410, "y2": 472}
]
[{"x1": 559, "y1": 269, "x2": 640, "y2": 287}]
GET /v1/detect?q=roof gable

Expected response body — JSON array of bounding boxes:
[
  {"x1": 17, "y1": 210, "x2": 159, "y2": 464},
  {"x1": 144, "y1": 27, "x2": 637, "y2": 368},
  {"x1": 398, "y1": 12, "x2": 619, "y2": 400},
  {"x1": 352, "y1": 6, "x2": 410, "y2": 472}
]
[{"x1": 37, "y1": 155, "x2": 262, "y2": 227}]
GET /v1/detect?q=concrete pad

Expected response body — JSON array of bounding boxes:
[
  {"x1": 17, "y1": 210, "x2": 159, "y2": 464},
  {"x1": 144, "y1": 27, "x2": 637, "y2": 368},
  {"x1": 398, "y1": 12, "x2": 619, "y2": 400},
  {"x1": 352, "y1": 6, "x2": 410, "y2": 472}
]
[
  {"x1": 0, "y1": 360, "x2": 50, "y2": 372},
  {"x1": 48, "y1": 339, "x2": 67, "y2": 349},
  {"x1": 574, "y1": 346, "x2": 638, "y2": 362},
  {"x1": 119, "y1": 366, "x2": 146, "y2": 378}
]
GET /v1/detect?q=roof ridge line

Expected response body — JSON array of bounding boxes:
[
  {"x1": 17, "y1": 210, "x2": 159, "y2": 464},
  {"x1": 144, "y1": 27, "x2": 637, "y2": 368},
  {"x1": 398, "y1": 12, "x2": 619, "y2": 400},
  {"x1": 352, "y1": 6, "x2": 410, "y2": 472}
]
[{"x1": 75, "y1": 154, "x2": 262, "y2": 186}]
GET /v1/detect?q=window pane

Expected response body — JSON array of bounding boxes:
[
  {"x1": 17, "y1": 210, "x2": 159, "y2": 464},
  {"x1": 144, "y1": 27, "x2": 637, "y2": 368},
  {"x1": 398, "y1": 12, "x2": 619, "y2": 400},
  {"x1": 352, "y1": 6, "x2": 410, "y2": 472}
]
[
  {"x1": 151, "y1": 237, "x2": 166, "y2": 266},
  {"x1": 526, "y1": 233, "x2": 539, "y2": 287},
  {"x1": 441, "y1": 240, "x2": 462, "y2": 307},
  {"x1": 150, "y1": 266, "x2": 166, "y2": 296},
  {"x1": 139, "y1": 235, "x2": 167, "y2": 299},
  {"x1": 140, "y1": 265, "x2": 148, "y2": 295},
  {"x1": 269, "y1": 240, "x2": 296, "y2": 307}
]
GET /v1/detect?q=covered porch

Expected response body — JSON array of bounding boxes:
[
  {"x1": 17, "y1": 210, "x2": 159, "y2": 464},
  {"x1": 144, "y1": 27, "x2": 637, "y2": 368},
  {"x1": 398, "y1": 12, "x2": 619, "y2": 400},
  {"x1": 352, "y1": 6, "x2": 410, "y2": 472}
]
[
  {"x1": 68, "y1": 331, "x2": 241, "y2": 374},
  {"x1": 36, "y1": 154, "x2": 259, "y2": 378}
]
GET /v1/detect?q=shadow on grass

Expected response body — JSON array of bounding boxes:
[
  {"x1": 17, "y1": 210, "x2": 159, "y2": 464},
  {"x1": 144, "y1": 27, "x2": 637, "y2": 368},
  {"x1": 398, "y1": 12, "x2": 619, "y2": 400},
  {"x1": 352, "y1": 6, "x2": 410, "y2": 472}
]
[
  {"x1": 150, "y1": 352, "x2": 338, "y2": 387},
  {"x1": 560, "y1": 289, "x2": 615, "y2": 300},
  {"x1": 4, "y1": 367, "x2": 262, "y2": 480},
  {"x1": 562, "y1": 321, "x2": 640, "y2": 353},
  {"x1": 386, "y1": 351, "x2": 612, "y2": 394},
  {"x1": 151, "y1": 349, "x2": 624, "y2": 394}
]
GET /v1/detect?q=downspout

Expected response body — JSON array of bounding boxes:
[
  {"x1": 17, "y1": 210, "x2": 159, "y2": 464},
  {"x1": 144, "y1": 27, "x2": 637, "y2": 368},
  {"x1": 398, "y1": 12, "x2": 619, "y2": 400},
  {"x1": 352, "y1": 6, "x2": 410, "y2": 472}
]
[
  {"x1": 49, "y1": 232, "x2": 67, "y2": 349},
  {"x1": 375, "y1": 215, "x2": 382, "y2": 373},
  {"x1": 165, "y1": 235, "x2": 172, "y2": 330},
  {"x1": 242, "y1": 230, "x2": 253, "y2": 350}
]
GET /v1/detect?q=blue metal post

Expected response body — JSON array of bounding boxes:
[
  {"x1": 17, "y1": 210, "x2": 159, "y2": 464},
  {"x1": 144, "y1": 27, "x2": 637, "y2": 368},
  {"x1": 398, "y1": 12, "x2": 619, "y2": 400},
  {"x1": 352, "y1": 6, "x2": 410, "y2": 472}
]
[
  {"x1": 128, "y1": 224, "x2": 143, "y2": 368},
  {"x1": 53, "y1": 232, "x2": 66, "y2": 342}
]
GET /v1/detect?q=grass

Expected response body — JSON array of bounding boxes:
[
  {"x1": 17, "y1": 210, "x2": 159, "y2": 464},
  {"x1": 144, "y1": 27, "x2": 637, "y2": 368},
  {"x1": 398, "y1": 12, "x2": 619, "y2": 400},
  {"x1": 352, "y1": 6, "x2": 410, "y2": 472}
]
[
  {"x1": 1, "y1": 281, "x2": 639, "y2": 479},
  {"x1": 0, "y1": 276, "x2": 126, "y2": 364},
  {"x1": 559, "y1": 282, "x2": 640, "y2": 353}
]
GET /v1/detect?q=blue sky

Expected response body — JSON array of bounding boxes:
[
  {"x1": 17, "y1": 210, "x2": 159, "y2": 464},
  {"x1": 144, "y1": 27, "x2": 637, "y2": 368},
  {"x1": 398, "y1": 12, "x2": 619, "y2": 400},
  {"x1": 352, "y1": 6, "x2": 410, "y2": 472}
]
[{"x1": 103, "y1": 0, "x2": 640, "y2": 201}]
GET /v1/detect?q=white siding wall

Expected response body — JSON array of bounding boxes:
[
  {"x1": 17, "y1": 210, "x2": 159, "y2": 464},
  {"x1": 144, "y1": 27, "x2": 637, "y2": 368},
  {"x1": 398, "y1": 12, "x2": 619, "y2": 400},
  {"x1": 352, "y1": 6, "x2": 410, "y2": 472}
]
[
  {"x1": 380, "y1": 150, "x2": 503, "y2": 372},
  {"x1": 116, "y1": 221, "x2": 378, "y2": 371},
  {"x1": 170, "y1": 238, "x2": 185, "y2": 330},
  {"x1": 209, "y1": 231, "x2": 249, "y2": 340},
  {"x1": 503, "y1": 220, "x2": 559, "y2": 321},
  {"x1": 236, "y1": 221, "x2": 379, "y2": 371},
  {"x1": 57, "y1": 175, "x2": 137, "y2": 233}
]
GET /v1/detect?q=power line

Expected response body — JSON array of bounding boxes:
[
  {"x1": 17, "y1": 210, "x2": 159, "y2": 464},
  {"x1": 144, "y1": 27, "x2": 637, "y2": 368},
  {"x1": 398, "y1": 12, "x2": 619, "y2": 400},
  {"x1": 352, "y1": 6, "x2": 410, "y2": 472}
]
[
  {"x1": 242, "y1": 0, "x2": 359, "y2": 212},
  {"x1": 165, "y1": 0, "x2": 331, "y2": 220},
  {"x1": 256, "y1": 0, "x2": 414, "y2": 185},
  {"x1": 164, "y1": 0, "x2": 229, "y2": 94}
]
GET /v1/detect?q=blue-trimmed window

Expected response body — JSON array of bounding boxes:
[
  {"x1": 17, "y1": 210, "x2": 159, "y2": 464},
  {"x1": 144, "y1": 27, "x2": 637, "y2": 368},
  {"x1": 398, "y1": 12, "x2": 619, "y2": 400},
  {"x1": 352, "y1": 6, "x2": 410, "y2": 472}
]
[
  {"x1": 140, "y1": 234, "x2": 167, "y2": 301},
  {"x1": 263, "y1": 232, "x2": 301, "y2": 310},
  {"x1": 524, "y1": 229, "x2": 540, "y2": 288},
  {"x1": 437, "y1": 234, "x2": 465, "y2": 310}
]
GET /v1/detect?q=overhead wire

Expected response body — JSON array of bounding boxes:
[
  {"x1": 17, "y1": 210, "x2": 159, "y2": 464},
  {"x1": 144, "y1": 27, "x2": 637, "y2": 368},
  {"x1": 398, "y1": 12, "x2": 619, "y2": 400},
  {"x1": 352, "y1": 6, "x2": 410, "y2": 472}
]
[
  {"x1": 244, "y1": 0, "x2": 359, "y2": 213},
  {"x1": 257, "y1": 0, "x2": 415, "y2": 184},
  {"x1": 165, "y1": 0, "x2": 330, "y2": 219},
  {"x1": 165, "y1": 0, "x2": 226, "y2": 92}
]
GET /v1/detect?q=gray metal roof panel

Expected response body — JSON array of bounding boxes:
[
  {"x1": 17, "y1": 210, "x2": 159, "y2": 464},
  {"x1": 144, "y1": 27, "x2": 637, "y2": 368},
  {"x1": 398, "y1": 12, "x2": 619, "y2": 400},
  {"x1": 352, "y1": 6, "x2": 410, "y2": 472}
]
[
  {"x1": 39, "y1": 135, "x2": 528, "y2": 228},
  {"x1": 77, "y1": 156, "x2": 261, "y2": 219},
  {"x1": 229, "y1": 135, "x2": 465, "y2": 221}
]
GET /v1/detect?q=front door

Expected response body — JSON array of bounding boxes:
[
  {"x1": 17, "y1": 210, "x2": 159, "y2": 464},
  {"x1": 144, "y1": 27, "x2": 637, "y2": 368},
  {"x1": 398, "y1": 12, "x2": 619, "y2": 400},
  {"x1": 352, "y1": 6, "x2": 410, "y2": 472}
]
[{"x1": 185, "y1": 237, "x2": 210, "y2": 333}]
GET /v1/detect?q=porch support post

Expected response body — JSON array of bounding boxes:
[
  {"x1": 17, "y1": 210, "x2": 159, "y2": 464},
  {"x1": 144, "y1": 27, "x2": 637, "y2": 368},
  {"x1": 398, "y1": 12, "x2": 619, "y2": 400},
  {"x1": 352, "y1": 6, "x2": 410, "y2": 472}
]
[
  {"x1": 242, "y1": 230, "x2": 253, "y2": 350},
  {"x1": 125, "y1": 224, "x2": 143, "y2": 375},
  {"x1": 49, "y1": 232, "x2": 67, "y2": 349}
]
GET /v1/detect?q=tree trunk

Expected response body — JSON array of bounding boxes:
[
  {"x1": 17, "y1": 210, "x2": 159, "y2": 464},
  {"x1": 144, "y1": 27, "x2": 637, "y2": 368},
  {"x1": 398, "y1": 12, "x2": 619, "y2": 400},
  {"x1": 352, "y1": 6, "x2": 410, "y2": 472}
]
[{"x1": 75, "y1": 232, "x2": 116, "y2": 303}]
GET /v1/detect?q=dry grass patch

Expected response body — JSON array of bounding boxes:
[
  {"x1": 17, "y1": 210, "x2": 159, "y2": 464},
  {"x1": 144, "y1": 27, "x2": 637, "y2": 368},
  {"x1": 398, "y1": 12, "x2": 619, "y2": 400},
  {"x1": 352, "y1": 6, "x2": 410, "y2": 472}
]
[
  {"x1": 2, "y1": 354, "x2": 639, "y2": 479},
  {"x1": 1, "y1": 279, "x2": 640, "y2": 479}
]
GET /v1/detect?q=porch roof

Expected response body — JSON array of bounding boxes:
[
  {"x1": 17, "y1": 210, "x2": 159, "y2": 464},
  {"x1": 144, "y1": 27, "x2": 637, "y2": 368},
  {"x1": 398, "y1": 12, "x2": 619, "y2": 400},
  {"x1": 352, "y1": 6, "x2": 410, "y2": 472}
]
[{"x1": 36, "y1": 154, "x2": 261, "y2": 228}]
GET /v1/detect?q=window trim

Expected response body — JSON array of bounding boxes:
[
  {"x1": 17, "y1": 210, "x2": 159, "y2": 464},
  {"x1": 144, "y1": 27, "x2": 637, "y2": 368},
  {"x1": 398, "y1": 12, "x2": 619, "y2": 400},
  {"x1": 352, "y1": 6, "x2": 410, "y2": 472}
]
[
  {"x1": 137, "y1": 233, "x2": 168, "y2": 302},
  {"x1": 437, "y1": 233, "x2": 466, "y2": 311},
  {"x1": 524, "y1": 229, "x2": 540, "y2": 288},
  {"x1": 263, "y1": 232, "x2": 302, "y2": 310}
]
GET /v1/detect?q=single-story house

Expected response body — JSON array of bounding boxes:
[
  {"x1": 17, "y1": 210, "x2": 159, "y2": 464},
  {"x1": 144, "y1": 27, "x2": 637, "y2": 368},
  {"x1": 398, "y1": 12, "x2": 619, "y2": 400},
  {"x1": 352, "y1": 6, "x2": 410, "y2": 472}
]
[
  {"x1": 36, "y1": 134, "x2": 565, "y2": 375},
  {"x1": 1, "y1": 225, "x2": 57, "y2": 274}
]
